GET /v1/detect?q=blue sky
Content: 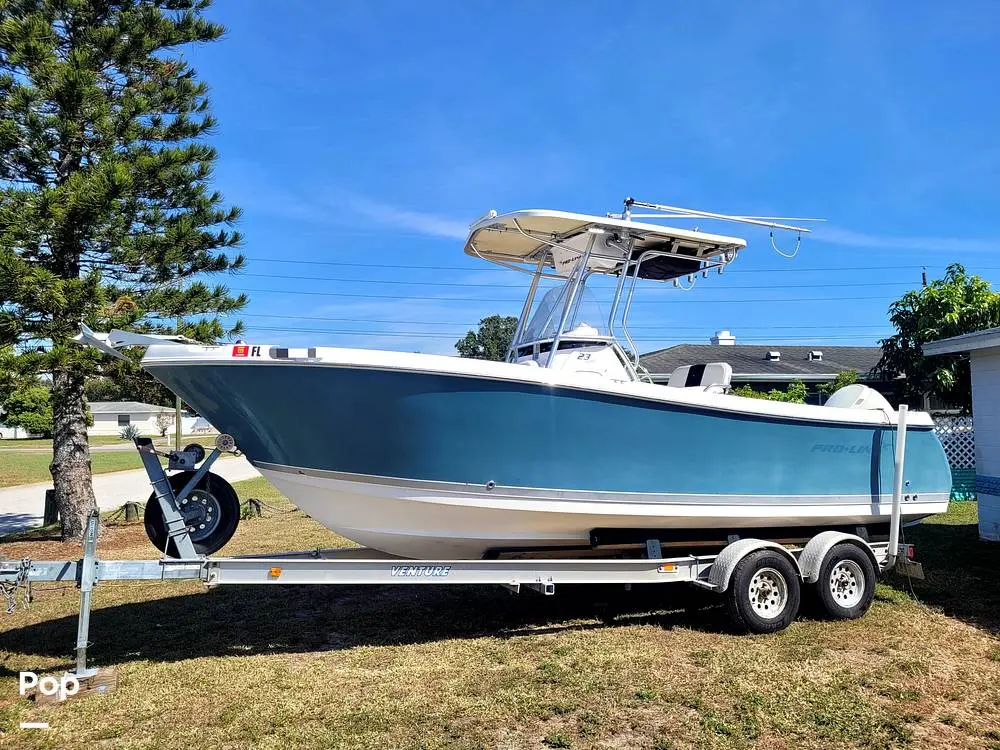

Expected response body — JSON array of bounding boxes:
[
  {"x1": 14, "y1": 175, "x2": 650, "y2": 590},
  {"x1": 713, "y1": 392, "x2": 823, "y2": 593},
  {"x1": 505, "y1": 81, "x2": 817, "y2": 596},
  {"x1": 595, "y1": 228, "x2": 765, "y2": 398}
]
[{"x1": 186, "y1": 1, "x2": 1000, "y2": 354}]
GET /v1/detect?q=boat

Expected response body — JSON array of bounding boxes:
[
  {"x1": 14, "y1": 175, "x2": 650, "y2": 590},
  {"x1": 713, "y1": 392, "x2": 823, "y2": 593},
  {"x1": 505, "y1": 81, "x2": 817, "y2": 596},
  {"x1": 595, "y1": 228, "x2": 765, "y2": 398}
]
[{"x1": 90, "y1": 198, "x2": 952, "y2": 559}]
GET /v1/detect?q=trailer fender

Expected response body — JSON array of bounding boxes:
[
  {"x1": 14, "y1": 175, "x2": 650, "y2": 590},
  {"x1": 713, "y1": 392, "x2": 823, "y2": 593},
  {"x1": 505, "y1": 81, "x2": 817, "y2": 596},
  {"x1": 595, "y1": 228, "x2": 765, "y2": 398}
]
[
  {"x1": 798, "y1": 531, "x2": 878, "y2": 584},
  {"x1": 707, "y1": 539, "x2": 801, "y2": 593}
]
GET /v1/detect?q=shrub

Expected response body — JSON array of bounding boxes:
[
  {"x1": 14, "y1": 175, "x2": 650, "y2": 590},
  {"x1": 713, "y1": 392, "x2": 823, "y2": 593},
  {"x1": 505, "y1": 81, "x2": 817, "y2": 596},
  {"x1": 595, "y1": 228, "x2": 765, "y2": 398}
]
[
  {"x1": 731, "y1": 380, "x2": 808, "y2": 403},
  {"x1": 818, "y1": 370, "x2": 859, "y2": 397},
  {"x1": 119, "y1": 424, "x2": 141, "y2": 440}
]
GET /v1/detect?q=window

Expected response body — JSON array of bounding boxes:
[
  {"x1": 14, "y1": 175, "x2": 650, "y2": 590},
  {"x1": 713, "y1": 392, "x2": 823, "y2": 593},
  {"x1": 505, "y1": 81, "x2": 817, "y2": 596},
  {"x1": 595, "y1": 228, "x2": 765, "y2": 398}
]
[
  {"x1": 521, "y1": 283, "x2": 608, "y2": 343},
  {"x1": 117, "y1": 414, "x2": 130, "y2": 427}
]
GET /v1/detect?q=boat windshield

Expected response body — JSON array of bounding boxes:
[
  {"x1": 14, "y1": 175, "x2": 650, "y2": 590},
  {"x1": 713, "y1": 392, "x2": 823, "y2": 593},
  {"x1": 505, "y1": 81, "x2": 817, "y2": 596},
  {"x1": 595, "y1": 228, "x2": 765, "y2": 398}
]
[{"x1": 520, "y1": 282, "x2": 609, "y2": 343}]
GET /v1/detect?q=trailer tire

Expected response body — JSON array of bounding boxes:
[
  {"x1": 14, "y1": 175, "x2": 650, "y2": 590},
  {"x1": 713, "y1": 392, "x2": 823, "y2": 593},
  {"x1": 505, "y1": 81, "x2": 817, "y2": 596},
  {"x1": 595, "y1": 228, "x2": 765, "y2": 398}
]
[
  {"x1": 144, "y1": 471, "x2": 240, "y2": 557},
  {"x1": 814, "y1": 543, "x2": 876, "y2": 620},
  {"x1": 725, "y1": 550, "x2": 800, "y2": 634}
]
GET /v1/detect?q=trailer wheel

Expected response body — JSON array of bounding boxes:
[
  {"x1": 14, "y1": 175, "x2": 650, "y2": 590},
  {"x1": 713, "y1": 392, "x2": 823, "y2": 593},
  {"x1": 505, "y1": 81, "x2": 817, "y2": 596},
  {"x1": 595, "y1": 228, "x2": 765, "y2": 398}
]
[
  {"x1": 144, "y1": 471, "x2": 240, "y2": 557},
  {"x1": 815, "y1": 544, "x2": 876, "y2": 620},
  {"x1": 725, "y1": 550, "x2": 800, "y2": 634}
]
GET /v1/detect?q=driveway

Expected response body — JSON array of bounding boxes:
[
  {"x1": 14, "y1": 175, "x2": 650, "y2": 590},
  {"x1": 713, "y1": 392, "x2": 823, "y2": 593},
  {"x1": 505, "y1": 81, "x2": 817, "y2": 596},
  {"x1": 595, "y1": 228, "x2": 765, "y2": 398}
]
[{"x1": 0, "y1": 457, "x2": 260, "y2": 534}]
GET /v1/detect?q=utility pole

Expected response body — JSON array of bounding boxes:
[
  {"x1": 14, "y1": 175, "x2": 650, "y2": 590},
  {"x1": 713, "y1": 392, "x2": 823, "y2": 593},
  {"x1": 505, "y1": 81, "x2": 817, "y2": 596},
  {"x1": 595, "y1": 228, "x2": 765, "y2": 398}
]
[
  {"x1": 174, "y1": 392, "x2": 183, "y2": 450},
  {"x1": 175, "y1": 270, "x2": 183, "y2": 451},
  {"x1": 922, "y1": 267, "x2": 928, "y2": 288}
]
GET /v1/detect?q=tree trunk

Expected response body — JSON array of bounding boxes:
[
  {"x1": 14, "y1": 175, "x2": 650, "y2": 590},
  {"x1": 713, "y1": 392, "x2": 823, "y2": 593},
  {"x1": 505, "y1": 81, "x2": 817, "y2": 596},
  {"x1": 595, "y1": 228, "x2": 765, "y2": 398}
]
[{"x1": 50, "y1": 366, "x2": 97, "y2": 540}]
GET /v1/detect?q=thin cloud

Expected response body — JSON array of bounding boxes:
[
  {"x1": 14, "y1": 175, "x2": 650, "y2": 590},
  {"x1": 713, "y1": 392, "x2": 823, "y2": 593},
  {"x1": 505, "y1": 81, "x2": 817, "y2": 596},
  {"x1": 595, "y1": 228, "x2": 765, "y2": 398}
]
[
  {"x1": 339, "y1": 194, "x2": 471, "y2": 240},
  {"x1": 221, "y1": 161, "x2": 474, "y2": 241},
  {"x1": 815, "y1": 226, "x2": 999, "y2": 254}
]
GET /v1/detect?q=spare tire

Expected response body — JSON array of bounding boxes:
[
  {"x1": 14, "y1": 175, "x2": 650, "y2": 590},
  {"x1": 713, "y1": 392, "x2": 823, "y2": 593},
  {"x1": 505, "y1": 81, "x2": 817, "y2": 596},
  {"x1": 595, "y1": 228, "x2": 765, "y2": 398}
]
[{"x1": 144, "y1": 471, "x2": 240, "y2": 557}]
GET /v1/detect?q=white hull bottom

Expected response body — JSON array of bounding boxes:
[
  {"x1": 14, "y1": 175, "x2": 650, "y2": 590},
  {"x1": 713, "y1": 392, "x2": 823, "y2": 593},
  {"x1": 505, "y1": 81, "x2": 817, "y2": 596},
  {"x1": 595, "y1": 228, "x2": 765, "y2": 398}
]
[{"x1": 257, "y1": 465, "x2": 949, "y2": 560}]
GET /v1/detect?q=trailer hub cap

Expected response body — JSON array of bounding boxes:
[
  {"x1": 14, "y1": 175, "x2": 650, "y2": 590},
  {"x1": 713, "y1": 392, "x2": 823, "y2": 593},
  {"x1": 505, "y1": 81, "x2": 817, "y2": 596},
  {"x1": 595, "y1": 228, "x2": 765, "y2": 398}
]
[
  {"x1": 178, "y1": 489, "x2": 220, "y2": 543},
  {"x1": 829, "y1": 560, "x2": 865, "y2": 608},
  {"x1": 748, "y1": 567, "x2": 788, "y2": 619}
]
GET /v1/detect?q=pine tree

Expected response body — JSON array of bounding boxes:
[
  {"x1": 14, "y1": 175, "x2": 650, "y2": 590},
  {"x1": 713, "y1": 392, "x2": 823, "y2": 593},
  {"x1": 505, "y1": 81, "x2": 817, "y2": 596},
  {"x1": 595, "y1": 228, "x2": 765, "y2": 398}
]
[{"x1": 0, "y1": 0, "x2": 245, "y2": 539}]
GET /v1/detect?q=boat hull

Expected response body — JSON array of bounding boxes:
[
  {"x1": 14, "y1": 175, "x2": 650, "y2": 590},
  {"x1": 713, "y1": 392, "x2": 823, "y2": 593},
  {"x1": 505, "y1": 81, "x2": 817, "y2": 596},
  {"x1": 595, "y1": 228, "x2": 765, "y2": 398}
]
[
  {"x1": 256, "y1": 464, "x2": 945, "y2": 558},
  {"x1": 145, "y1": 348, "x2": 952, "y2": 559}
]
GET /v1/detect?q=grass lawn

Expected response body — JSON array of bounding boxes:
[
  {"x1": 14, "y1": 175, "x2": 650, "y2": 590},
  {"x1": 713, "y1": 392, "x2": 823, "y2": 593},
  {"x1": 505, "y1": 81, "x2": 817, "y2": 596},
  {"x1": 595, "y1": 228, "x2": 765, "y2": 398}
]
[
  {"x1": 0, "y1": 434, "x2": 214, "y2": 450},
  {"x1": 0, "y1": 437, "x2": 225, "y2": 487},
  {"x1": 0, "y1": 435, "x2": 145, "y2": 449},
  {"x1": 1, "y1": 489, "x2": 999, "y2": 749},
  {"x1": 0, "y1": 451, "x2": 151, "y2": 487}
]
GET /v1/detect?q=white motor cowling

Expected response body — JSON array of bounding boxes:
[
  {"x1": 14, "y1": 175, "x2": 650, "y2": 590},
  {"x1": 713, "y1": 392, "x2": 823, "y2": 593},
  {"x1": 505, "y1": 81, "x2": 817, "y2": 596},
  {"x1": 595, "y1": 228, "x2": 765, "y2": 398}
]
[{"x1": 824, "y1": 383, "x2": 893, "y2": 411}]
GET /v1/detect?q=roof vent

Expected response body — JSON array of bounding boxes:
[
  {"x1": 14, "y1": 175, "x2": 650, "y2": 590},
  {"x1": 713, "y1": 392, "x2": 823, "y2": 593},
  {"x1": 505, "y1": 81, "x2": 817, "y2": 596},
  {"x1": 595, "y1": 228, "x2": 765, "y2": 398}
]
[
  {"x1": 766, "y1": 350, "x2": 781, "y2": 361},
  {"x1": 809, "y1": 350, "x2": 823, "y2": 361},
  {"x1": 710, "y1": 330, "x2": 736, "y2": 346}
]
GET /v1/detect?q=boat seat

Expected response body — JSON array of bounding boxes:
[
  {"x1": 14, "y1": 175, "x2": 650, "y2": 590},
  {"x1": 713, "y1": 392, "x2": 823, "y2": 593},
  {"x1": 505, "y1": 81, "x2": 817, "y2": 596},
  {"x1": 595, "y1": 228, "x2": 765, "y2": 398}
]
[{"x1": 666, "y1": 362, "x2": 732, "y2": 393}]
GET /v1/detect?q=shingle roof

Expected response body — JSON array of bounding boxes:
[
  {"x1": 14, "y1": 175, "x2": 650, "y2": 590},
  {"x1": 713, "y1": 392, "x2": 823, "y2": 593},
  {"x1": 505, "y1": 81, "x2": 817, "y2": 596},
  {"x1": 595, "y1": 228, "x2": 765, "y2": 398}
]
[
  {"x1": 88, "y1": 401, "x2": 172, "y2": 414},
  {"x1": 640, "y1": 344, "x2": 884, "y2": 379}
]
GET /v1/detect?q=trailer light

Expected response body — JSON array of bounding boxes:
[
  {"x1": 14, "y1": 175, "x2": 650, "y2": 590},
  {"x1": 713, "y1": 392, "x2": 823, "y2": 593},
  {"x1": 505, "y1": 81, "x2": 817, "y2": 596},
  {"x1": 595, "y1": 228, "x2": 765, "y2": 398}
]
[
  {"x1": 657, "y1": 564, "x2": 677, "y2": 573},
  {"x1": 906, "y1": 546, "x2": 915, "y2": 560},
  {"x1": 268, "y1": 567, "x2": 282, "y2": 578}
]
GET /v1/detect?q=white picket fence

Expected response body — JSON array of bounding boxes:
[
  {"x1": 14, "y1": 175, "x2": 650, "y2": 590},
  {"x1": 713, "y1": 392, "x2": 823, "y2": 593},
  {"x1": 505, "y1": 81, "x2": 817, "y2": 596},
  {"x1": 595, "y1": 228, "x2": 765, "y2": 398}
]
[{"x1": 934, "y1": 415, "x2": 975, "y2": 470}]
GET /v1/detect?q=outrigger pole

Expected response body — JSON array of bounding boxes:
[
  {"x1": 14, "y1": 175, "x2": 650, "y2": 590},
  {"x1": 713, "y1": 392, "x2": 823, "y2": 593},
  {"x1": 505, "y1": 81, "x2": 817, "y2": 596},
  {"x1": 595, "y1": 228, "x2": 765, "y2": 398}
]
[{"x1": 615, "y1": 197, "x2": 822, "y2": 234}]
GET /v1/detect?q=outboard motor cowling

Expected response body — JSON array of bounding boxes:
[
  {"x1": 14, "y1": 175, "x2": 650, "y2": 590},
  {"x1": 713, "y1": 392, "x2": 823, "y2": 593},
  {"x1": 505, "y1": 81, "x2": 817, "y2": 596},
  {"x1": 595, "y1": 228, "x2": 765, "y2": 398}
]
[{"x1": 824, "y1": 384, "x2": 894, "y2": 411}]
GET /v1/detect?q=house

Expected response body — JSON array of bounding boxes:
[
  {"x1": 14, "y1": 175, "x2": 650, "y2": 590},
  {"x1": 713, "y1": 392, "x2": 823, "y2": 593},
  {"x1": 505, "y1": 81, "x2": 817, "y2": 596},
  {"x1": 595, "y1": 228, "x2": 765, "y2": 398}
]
[
  {"x1": 0, "y1": 424, "x2": 30, "y2": 439},
  {"x1": 924, "y1": 327, "x2": 1000, "y2": 542},
  {"x1": 639, "y1": 330, "x2": 891, "y2": 404},
  {"x1": 0, "y1": 401, "x2": 217, "y2": 439},
  {"x1": 88, "y1": 401, "x2": 202, "y2": 436}
]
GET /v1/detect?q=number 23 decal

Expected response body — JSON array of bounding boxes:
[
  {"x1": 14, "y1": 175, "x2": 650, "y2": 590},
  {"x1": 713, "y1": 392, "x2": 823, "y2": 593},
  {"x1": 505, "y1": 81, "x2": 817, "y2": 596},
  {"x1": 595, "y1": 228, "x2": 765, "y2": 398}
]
[{"x1": 576, "y1": 353, "x2": 591, "y2": 360}]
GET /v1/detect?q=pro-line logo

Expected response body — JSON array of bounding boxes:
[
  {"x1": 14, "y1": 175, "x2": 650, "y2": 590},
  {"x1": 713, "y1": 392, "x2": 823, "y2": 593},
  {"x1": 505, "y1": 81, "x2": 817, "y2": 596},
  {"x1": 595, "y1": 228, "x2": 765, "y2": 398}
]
[{"x1": 232, "y1": 345, "x2": 261, "y2": 358}]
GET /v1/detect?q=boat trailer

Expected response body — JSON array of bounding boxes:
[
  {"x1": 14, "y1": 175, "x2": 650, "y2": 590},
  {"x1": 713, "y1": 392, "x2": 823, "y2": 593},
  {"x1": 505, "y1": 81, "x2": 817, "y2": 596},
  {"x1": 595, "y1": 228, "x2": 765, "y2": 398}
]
[{"x1": 1, "y1": 407, "x2": 923, "y2": 689}]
